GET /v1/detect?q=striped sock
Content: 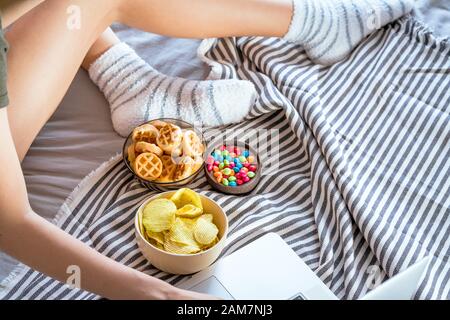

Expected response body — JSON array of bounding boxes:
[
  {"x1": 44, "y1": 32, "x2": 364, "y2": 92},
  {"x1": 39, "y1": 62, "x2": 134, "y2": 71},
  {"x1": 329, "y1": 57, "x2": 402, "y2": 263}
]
[
  {"x1": 88, "y1": 43, "x2": 257, "y2": 136},
  {"x1": 284, "y1": 0, "x2": 415, "y2": 65}
]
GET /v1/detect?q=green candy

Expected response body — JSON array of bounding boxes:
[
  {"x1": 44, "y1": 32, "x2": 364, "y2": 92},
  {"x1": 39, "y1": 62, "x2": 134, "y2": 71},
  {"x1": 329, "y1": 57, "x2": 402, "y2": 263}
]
[
  {"x1": 228, "y1": 176, "x2": 236, "y2": 182},
  {"x1": 222, "y1": 150, "x2": 229, "y2": 157},
  {"x1": 247, "y1": 172, "x2": 256, "y2": 178},
  {"x1": 219, "y1": 163, "x2": 225, "y2": 169},
  {"x1": 222, "y1": 168, "x2": 232, "y2": 176},
  {"x1": 223, "y1": 159, "x2": 230, "y2": 166},
  {"x1": 222, "y1": 178, "x2": 229, "y2": 186},
  {"x1": 238, "y1": 156, "x2": 247, "y2": 163}
]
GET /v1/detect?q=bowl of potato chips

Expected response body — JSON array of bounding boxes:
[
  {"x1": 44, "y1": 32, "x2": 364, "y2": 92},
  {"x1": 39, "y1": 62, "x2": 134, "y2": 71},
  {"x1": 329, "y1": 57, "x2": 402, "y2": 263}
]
[{"x1": 135, "y1": 188, "x2": 228, "y2": 274}]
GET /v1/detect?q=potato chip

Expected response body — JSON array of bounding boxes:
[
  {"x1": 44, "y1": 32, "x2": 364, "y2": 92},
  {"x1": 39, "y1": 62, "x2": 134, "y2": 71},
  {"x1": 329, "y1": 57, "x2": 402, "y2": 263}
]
[
  {"x1": 201, "y1": 214, "x2": 214, "y2": 223},
  {"x1": 142, "y1": 198, "x2": 176, "y2": 232},
  {"x1": 194, "y1": 216, "x2": 219, "y2": 245},
  {"x1": 170, "y1": 188, "x2": 203, "y2": 210},
  {"x1": 201, "y1": 236, "x2": 219, "y2": 250},
  {"x1": 164, "y1": 237, "x2": 201, "y2": 254},
  {"x1": 176, "y1": 204, "x2": 203, "y2": 218},
  {"x1": 168, "y1": 218, "x2": 198, "y2": 248},
  {"x1": 146, "y1": 230, "x2": 165, "y2": 245}
]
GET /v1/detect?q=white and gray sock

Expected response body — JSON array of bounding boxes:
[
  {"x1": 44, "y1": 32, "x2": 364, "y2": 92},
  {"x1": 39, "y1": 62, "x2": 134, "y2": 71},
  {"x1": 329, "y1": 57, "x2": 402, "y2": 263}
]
[
  {"x1": 89, "y1": 43, "x2": 257, "y2": 136},
  {"x1": 284, "y1": 0, "x2": 415, "y2": 65}
]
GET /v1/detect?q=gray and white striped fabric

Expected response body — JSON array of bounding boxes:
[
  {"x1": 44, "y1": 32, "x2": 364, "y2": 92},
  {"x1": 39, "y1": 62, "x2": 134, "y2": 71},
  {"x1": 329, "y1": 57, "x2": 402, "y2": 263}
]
[{"x1": 1, "y1": 16, "x2": 449, "y2": 299}]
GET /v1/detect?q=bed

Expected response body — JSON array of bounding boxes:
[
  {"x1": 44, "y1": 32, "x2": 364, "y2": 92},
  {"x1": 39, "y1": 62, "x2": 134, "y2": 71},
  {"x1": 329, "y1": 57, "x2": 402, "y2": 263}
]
[{"x1": 1, "y1": 0, "x2": 449, "y2": 294}]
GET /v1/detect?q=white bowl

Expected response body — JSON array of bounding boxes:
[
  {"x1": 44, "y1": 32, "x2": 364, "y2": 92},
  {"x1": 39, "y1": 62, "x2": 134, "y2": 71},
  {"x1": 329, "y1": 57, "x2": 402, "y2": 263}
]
[{"x1": 135, "y1": 191, "x2": 228, "y2": 274}]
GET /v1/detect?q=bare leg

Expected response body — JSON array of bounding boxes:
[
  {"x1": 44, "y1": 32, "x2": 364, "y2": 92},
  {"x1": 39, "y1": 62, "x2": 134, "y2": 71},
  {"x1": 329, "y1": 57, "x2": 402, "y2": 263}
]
[
  {"x1": 1, "y1": 0, "x2": 44, "y2": 27},
  {"x1": 120, "y1": 0, "x2": 292, "y2": 38},
  {"x1": 82, "y1": 28, "x2": 120, "y2": 70},
  {"x1": 7, "y1": 0, "x2": 293, "y2": 160},
  {"x1": 5, "y1": 0, "x2": 123, "y2": 160}
]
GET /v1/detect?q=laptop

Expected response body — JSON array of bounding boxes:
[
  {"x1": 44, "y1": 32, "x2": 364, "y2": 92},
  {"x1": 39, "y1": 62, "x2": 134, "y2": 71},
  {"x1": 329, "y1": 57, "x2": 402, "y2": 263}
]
[{"x1": 177, "y1": 233, "x2": 430, "y2": 300}]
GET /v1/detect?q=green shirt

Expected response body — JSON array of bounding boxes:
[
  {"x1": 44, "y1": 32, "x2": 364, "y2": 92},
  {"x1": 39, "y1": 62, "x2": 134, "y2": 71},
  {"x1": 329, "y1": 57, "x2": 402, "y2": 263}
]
[{"x1": 0, "y1": 15, "x2": 9, "y2": 108}]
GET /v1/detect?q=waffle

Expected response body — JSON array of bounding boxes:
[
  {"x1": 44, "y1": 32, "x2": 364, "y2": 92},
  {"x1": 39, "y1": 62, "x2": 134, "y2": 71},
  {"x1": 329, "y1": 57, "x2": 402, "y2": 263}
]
[
  {"x1": 156, "y1": 155, "x2": 177, "y2": 182},
  {"x1": 172, "y1": 156, "x2": 195, "y2": 181},
  {"x1": 132, "y1": 124, "x2": 159, "y2": 144},
  {"x1": 127, "y1": 143, "x2": 137, "y2": 166},
  {"x1": 182, "y1": 130, "x2": 204, "y2": 157},
  {"x1": 135, "y1": 141, "x2": 163, "y2": 157},
  {"x1": 134, "y1": 152, "x2": 163, "y2": 181},
  {"x1": 149, "y1": 120, "x2": 168, "y2": 131},
  {"x1": 192, "y1": 155, "x2": 204, "y2": 173},
  {"x1": 156, "y1": 123, "x2": 183, "y2": 154}
]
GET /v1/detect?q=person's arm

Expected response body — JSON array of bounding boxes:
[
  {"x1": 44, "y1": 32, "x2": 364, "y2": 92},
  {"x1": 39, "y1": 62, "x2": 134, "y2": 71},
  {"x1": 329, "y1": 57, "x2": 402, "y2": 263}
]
[{"x1": 0, "y1": 108, "x2": 211, "y2": 300}]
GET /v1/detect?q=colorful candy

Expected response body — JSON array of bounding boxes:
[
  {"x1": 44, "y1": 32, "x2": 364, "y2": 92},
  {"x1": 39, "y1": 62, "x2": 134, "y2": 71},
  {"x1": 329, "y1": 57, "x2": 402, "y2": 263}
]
[{"x1": 206, "y1": 145, "x2": 258, "y2": 187}]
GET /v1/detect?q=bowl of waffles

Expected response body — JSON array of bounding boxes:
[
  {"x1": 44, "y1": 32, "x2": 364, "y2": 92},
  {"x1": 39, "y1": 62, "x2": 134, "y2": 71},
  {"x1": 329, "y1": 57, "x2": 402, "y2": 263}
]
[{"x1": 123, "y1": 119, "x2": 205, "y2": 190}]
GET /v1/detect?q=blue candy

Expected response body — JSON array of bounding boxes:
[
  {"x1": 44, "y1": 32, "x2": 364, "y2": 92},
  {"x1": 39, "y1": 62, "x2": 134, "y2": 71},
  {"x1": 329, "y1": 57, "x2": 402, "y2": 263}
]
[
  {"x1": 233, "y1": 167, "x2": 240, "y2": 173},
  {"x1": 243, "y1": 150, "x2": 250, "y2": 158},
  {"x1": 234, "y1": 158, "x2": 240, "y2": 163},
  {"x1": 229, "y1": 181, "x2": 237, "y2": 187}
]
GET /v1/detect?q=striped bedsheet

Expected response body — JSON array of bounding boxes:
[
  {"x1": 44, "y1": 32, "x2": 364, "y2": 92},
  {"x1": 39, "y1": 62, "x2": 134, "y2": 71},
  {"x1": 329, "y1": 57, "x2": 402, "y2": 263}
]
[{"x1": 1, "y1": 16, "x2": 449, "y2": 299}]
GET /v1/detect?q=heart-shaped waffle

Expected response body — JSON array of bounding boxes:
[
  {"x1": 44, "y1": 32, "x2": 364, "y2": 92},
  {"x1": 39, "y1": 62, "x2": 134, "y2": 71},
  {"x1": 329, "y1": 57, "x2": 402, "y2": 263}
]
[
  {"x1": 173, "y1": 156, "x2": 195, "y2": 181},
  {"x1": 134, "y1": 152, "x2": 163, "y2": 181},
  {"x1": 156, "y1": 155, "x2": 177, "y2": 182},
  {"x1": 132, "y1": 124, "x2": 159, "y2": 144},
  {"x1": 135, "y1": 141, "x2": 163, "y2": 157},
  {"x1": 182, "y1": 130, "x2": 204, "y2": 157},
  {"x1": 157, "y1": 123, "x2": 183, "y2": 154}
]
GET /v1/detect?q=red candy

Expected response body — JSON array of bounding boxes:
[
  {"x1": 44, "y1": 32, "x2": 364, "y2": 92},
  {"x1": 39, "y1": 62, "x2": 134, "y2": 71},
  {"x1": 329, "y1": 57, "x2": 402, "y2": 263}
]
[
  {"x1": 243, "y1": 176, "x2": 250, "y2": 183},
  {"x1": 237, "y1": 179, "x2": 243, "y2": 185},
  {"x1": 220, "y1": 145, "x2": 226, "y2": 151},
  {"x1": 249, "y1": 165, "x2": 257, "y2": 172},
  {"x1": 206, "y1": 156, "x2": 215, "y2": 165},
  {"x1": 207, "y1": 164, "x2": 213, "y2": 172},
  {"x1": 214, "y1": 161, "x2": 220, "y2": 166}
]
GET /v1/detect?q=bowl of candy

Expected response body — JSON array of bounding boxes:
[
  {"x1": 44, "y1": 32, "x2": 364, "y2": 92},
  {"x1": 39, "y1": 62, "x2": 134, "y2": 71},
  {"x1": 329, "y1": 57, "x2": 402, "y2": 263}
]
[
  {"x1": 135, "y1": 188, "x2": 228, "y2": 274},
  {"x1": 123, "y1": 119, "x2": 205, "y2": 191},
  {"x1": 204, "y1": 142, "x2": 260, "y2": 195}
]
